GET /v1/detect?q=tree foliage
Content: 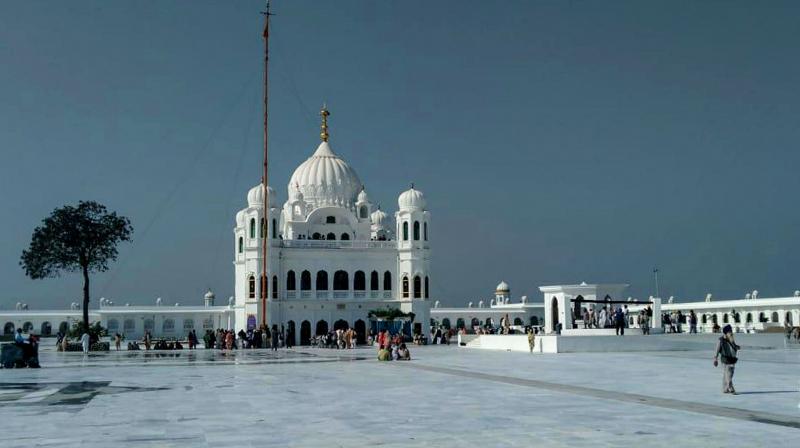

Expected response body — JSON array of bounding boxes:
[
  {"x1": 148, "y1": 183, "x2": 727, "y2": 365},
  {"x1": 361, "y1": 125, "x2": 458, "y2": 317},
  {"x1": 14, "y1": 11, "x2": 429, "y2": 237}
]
[
  {"x1": 21, "y1": 201, "x2": 132, "y2": 279},
  {"x1": 20, "y1": 201, "x2": 133, "y2": 330}
]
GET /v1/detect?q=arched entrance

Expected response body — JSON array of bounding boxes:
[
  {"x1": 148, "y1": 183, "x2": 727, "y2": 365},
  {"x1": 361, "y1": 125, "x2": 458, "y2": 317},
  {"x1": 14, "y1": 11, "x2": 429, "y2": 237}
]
[
  {"x1": 551, "y1": 297, "x2": 559, "y2": 332},
  {"x1": 3, "y1": 322, "x2": 14, "y2": 335},
  {"x1": 315, "y1": 320, "x2": 329, "y2": 336},
  {"x1": 333, "y1": 319, "x2": 349, "y2": 330},
  {"x1": 300, "y1": 320, "x2": 311, "y2": 345},
  {"x1": 354, "y1": 319, "x2": 366, "y2": 344},
  {"x1": 456, "y1": 318, "x2": 465, "y2": 329},
  {"x1": 441, "y1": 318, "x2": 451, "y2": 329},
  {"x1": 786, "y1": 312, "x2": 793, "y2": 325},
  {"x1": 58, "y1": 321, "x2": 69, "y2": 334},
  {"x1": 41, "y1": 321, "x2": 52, "y2": 336}
]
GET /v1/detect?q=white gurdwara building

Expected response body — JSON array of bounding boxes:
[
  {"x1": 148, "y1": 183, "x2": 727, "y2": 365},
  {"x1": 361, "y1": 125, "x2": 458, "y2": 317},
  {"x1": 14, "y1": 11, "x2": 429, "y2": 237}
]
[{"x1": 232, "y1": 109, "x2": 431, "y2": 344}]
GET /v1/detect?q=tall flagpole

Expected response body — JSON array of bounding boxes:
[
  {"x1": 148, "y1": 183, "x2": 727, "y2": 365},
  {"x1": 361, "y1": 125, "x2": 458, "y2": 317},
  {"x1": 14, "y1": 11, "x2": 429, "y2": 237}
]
[{"x1": 261, "y1": 1, "x2": 272, "y2": 328}]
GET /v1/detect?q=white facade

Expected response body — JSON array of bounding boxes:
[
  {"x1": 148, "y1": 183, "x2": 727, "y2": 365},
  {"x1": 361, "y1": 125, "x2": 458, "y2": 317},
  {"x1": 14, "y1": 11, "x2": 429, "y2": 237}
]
[
  {"x1": 0, "y1": 291, "x2": 234, "y2": 340},
  {"x1": 232, "y1": 115, "x2": 432, "y2": 343},
  {"x1": 430, "y1": 281, "x2": 545, "y2": 331}
]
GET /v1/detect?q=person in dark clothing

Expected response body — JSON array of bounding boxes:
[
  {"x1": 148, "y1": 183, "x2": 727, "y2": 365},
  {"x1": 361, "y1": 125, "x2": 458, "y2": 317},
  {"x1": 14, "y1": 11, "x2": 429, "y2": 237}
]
[
  {"x1": 714, "y1": 324, "x2": 740, "y2": 394},
  {"x1": 614, "y1": 307, "x2": 625, "y2": 336},
  {"x1": 270, "y1": 325, "x2": 279, "y2": 351}
]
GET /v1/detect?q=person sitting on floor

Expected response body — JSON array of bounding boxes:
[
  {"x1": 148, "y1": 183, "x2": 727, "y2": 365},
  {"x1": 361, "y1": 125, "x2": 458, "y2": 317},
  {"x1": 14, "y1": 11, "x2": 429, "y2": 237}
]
[
  {"x1": 377, "y1": 345, "x2": 392, "y2": 361},
  {"x1": 397, "y1": 343, "x2": 411, "y2": 361}
]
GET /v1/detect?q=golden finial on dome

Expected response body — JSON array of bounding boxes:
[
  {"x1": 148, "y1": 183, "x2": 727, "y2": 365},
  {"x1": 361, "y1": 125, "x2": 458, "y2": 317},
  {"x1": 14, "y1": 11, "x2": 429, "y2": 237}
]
[{"x1": 320, "y1": 104, "x2": 330, "y2": 142}]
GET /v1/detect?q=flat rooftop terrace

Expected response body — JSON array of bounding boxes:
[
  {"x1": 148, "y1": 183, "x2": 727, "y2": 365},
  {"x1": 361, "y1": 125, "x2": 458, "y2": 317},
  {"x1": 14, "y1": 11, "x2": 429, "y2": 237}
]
[{"x1": 1, "y1": 344, "x2": 799, "y2": 447}]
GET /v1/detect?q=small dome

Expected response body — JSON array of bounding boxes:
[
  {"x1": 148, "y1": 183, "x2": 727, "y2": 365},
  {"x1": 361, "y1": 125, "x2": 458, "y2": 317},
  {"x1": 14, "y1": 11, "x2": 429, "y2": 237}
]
[
  {"x1": 288, "y1": 184, "x2": 304, "y2": 202},
  {"x1": 248, "y1": 184, "x2": 277, "y2": 208},
  {"x1": 398, "y1": 187, "x2": 426, "y2": 211},
  {"x1": 370, "y1": 208, "x2": 388, "y2": 226},
  {"x1": 495, "y1": 281, "x2": 510, "y2": 292},
  {"x1": 236, "y1": 210, "x2": 246, "y2": 227},
  {"x1": 357, "y1": 188, "x2": 369, "y2": 203}
]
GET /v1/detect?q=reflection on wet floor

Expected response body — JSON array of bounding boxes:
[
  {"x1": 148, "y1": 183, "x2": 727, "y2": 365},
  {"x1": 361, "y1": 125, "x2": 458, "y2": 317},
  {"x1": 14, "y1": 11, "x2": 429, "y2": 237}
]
[
  {"x1": 0, "y1": 381, "x2": 168, "y2": 407},
  {"x1": 38, "y1": 348, "x2": 371, "y2": 368}
]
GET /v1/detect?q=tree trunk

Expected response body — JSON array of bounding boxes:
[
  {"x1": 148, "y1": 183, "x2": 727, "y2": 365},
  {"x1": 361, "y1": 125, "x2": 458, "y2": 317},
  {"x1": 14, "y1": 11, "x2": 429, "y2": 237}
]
[{"x1": 82, "y1": 263, "x2": 90, "y2": 331}]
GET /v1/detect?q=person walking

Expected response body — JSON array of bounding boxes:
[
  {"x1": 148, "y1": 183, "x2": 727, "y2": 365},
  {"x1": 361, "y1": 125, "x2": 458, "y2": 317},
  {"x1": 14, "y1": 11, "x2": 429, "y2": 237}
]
[
  {"x1": 713, "y1": 324, "x2": 740, "y2": 394},
  {"x1": 689, "y1": 310, "x2": 698, "y2": 334},
  {"x1": 114, "y1": 333, "x2": 122, "y2": 351},
  {"x1": 80, "y1": 331, "x2": 90, "y2": 354},
  {"x1": 270, "y1": 325, "x2": 279, "y2": 351},
  {"x1": 527, "y1": 328, "x2": 536, "y2": 353}
]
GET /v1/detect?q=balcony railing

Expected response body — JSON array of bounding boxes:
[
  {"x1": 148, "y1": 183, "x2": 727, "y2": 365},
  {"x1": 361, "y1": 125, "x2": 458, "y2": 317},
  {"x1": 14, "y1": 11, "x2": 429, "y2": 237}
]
[
  {"x1": 285, "y1": 290, "x2": 395, "y2": 300},
  {"x1": 280, "y1": 240, "x2": 397, "y2": 250}
]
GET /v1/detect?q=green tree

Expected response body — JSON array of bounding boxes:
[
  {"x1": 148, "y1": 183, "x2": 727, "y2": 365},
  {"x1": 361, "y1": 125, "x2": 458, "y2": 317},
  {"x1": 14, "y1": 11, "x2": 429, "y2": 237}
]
[{"x1": 20, "y1": 201, "x2": 133, "y2": 331}]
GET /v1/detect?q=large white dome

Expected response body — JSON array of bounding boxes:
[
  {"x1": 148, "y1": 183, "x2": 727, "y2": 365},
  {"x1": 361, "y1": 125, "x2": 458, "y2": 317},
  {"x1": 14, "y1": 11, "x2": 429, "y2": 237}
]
[{"x1": 288, "y1": 142, "x2": 362, "y2": 208}]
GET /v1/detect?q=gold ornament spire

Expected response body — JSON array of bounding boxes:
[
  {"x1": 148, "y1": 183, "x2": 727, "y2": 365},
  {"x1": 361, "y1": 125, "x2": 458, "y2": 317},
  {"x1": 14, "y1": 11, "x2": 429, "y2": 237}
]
[{"x1": 320, "y1": 105, "x2": 330, "y2": 142}]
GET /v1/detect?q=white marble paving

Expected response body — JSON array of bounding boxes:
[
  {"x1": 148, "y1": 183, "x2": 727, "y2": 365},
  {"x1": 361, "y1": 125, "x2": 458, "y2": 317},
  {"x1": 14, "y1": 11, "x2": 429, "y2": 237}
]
[{"x1": 1, "y1": 344, "x2": 799, "y2": 447}]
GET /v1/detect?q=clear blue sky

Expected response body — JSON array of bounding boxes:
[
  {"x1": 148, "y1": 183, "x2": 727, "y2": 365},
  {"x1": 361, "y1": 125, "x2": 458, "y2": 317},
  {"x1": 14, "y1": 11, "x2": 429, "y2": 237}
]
[{"x1": 1, "y1": 0, "x2": 799, "y2": 309}]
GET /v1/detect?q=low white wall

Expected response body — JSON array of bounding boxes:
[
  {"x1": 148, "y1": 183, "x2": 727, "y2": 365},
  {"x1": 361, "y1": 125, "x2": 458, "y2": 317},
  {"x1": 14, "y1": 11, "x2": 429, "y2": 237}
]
[{"x1": 465, "y1": 333, "x2": 788, "y2": 353}]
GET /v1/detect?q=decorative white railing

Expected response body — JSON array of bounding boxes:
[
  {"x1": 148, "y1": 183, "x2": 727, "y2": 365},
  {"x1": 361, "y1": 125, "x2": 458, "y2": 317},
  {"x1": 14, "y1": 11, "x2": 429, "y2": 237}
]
[
  {"x1": 284, "y1": 290, "x2": 395, "y2": 300},
  {"x1": 354, "y1": 292, "x2": 366, "y2": 299},
  {"x1": 333, "y1": 292, "x2": 348, "y2": 299},
  {"x1": 300, "y1": 292, "x2": 313, "y2": 299},
  {"x1": 316, "y1": 292, "x2": 329, "y2": 300},
  {"x1": 280, "y1": 240, "x2": 397, "y2": 250}
]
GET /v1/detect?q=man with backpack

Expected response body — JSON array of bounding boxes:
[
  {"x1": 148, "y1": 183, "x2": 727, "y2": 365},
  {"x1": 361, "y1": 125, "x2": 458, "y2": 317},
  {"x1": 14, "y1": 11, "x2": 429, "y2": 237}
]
[{"x1": 713, "y1": 324, "x2": 740, "y2": 394}]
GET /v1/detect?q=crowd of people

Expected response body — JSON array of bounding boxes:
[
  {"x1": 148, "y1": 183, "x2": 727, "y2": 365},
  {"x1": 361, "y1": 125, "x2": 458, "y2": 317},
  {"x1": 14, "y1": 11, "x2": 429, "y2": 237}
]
[
  {"x1": 374, "y1": 329, "x2": 411, "y2": 361},
  {"x1": 578, "y1": 304, "x2": 638, "y2": 336}
]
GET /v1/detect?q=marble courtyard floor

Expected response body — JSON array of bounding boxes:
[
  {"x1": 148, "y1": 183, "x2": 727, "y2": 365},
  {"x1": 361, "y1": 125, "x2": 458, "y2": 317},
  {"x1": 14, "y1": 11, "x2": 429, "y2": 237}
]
[{"x1": 1, "y1": 345, "x2": 799, "y2": 447}]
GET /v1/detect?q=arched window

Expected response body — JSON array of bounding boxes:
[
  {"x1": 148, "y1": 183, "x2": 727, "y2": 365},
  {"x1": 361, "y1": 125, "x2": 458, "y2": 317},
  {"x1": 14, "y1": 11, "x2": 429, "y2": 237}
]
[
  {"x1": 163, "y1": 318, "x2": 175, "y2": 333},
  {"x1": 316, "y1": 271, "x2": 328, "y2": 290},
  {"x1": 402, "y1": 222, "x2": 409, "y2": 241},
  {"x1": 531, "y1": 316, "x2": 539, "y2": 326},
  {"x1": 413, "y1": 276, "x2": 421, "y2": 298},
  {"x1": 248, "y1": 275, "x2": 256, "y2": 298},
  {"x1": 354, "y1": 271, "x2": 366, "y2": 291},
  {"x1": 360, "y1": 206, "x2": 368, "y2": 219},
  {"x1": 384, "y1": 271, "x2": 392, "y2": 290},
  {"x1": 759, "y1": 312, "x2": 766, "y2": 322},
  {"x1": 341, "y1": 233, "x2": 350, "y2": 240},
  {"x1": 702, "y1": 315, "x2": 707, "y2": 324},
  {"x1": 334, "y1": 270, "x2": 349, "y2": 290},
  {"x1": 424, "y1": 222, "x2": 428, "y2": 241},
  {"x1": 272, "y1": 218, "x2": 277, "y2": 239},
  {"x1": 326, "y1": 216, "x2": 336, "y2": 224},
  {"x1": 723, "y1": 314, "x2": 729, "y2": 323},
  {"x1": 301, "y1": 270, "x2": 311, "y2": 290},
  {"x1": 238, "y1": 237, "x2": 243, "y2": 253},
  {"x1": 40, "y1": 321, "x2": 52, "y2": 336},
  {"x1": 3, "y1": 322, "x2": 14, "y2": 335},
  {"x1": 514, "y1": 317, "x2": 523, "y2": 326},
  {"x1": 370, "y1": 271, "x2": 379, "y2": 291},
  {"x1": 312, "y1": 232, "x2": 321, "y2": 240},
  {"x1": 327, "y1": 232, "x2": 336, "y2": 240},
  {"x1": 272, "y1": 275, "x2": 278, "y2": 299},
  {"x1": 183, "y1": 319, "x2": 194, "y2": 330},
  {"x1": 22, "y1": 322, "x2": 32, "y2": 332},
  {"x1": 787, "y1": 312, "x2": 793, "y2": 325},
  {"x1": 287, "y1": 271, "x2": 296, "y2": 290},
  {"x1": 413, "y1": 221, "x2": 420, "y2": 240},
  {"x1": 424, "y1": 276, "x2": 429, "y2": 298},
  {"x1": 441, "y1": 318, "x2": 451, "y2": 329},
  {"x1": 402, "y1": 276, "x2": 409, "y2": 298},
  {"x1": 249, "y1": 218, "x2": 256, "y2": 239},
  {"x1": 456, "y1": 318, "x2": 465, "y2": 329},
  {"x1": 746, "y1": 313, "x2": 753, "y2": 323},
  {"x1": 260, "y1": 218, "x2": 265, "y2": 237},
  {"x1": 123, "y1": 319, "x2": 135, "y2": 332},
  {"x1": 771, "y1": 312, "x2": 779, "y2": 323}
]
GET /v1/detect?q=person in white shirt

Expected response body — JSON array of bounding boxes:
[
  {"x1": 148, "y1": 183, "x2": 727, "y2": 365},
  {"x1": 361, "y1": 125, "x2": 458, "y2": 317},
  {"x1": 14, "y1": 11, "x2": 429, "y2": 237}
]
[{"x1": 80, "y1": 332, "x2": 90, "y2": 354}]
